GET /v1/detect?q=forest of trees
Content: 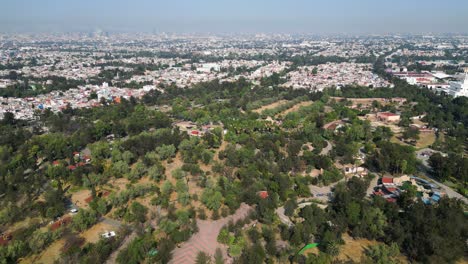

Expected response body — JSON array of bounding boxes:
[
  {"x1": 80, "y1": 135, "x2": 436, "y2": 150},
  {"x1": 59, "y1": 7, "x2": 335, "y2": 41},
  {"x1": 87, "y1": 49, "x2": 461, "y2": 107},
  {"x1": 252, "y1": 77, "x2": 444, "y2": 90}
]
[{"x1": 0, "y1": 59, "x2": 467, "y2": 264}]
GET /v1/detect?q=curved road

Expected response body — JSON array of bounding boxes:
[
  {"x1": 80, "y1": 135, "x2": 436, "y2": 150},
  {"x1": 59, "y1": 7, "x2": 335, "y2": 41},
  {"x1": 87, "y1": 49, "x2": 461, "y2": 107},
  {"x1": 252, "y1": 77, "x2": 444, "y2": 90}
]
[
  {"x1": 320, "y1": 140, "x2": 332, "y2": 156},
  {"x1": 419, "y1": 167, "x2": 468, "y2": 204}
]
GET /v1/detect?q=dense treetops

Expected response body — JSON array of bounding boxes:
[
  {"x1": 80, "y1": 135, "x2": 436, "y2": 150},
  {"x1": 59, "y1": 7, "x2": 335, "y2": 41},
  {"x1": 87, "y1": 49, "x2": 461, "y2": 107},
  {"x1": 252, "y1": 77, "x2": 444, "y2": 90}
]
[{"x1": 0, "y1": 70, "x2": 467, "y2": 263}]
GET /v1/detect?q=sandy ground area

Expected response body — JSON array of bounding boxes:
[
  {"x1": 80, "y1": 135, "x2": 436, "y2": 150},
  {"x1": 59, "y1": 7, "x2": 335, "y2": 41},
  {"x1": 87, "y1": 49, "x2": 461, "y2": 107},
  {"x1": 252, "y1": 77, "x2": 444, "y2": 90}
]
[
  {"x1": 70, "y1": 189, "x2": 91, "y2": 209},
  {"x1": 80, "y1": 221, "x2": 117, "y2": 244}
]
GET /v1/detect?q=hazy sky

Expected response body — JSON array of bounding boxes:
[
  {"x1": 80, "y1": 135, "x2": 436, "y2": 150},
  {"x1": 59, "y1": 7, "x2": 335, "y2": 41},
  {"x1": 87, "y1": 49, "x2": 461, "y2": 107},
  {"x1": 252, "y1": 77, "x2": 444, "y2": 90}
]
[{"x1": 1, "y1": 0, "x2": 467, "y2": 33}]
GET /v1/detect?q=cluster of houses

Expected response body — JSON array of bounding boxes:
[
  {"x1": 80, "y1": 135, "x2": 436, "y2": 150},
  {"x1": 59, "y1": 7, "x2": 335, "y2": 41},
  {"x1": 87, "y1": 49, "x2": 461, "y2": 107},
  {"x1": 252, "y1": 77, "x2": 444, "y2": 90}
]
[
  {"x1": 173, "y1": 121, "x2": 223, "y2": 137},
  {"x1": 51, "y1": 151, "x2": 91, "y2": 171},
  {"x1": 373, "y1": 175, "x2": 444, "y2": 204}
]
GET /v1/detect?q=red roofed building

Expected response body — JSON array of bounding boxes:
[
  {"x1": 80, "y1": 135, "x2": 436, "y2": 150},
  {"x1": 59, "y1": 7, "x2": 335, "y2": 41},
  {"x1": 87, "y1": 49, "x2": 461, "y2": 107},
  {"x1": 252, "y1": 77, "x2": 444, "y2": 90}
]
[
  {"x1": 258, "y1": 191, "x2": 269, "y2": 199},
  {"x1": 50, "y1": 216, "x2": 72, "y2": 231},
  {"x1": 384, "y1": 187, "x2": 398, "y2": 194},
  {"x1": 381, "y1": 177, "x2": 394, "y2": 185}
]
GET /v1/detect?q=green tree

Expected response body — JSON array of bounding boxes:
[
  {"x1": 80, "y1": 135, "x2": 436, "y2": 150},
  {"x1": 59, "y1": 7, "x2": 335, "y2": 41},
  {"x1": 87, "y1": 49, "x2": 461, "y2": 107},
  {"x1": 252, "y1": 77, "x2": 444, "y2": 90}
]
[
  {"x1": 156, "y1": 144, "x2": 176, "y2": 160},
  {"x1": 196, "y1": 251, "x2": 212, "y2": 264},
  {"x1": 363, "y1": 243, "x2": 401, "y2": 264},
  {"x1": 72, "y1": 209, "x2": 98, "y2": 231}
]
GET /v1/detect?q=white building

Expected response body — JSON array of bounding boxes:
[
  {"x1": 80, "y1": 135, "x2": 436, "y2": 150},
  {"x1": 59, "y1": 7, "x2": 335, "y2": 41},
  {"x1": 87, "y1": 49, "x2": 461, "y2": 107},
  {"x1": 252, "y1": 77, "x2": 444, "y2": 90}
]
[
  {"x1": 198, "y1": 63, "x2": 220, "y2": 73},
  {"x1": 446, "y1": 70, "x2": 468, "y2": 98}
]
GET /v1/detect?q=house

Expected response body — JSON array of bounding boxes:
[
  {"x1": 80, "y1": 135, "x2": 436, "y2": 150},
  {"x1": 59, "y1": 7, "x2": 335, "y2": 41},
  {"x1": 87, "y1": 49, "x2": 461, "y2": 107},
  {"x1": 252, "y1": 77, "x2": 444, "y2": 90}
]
[
  {"x1": 381, "y1": 177, "x2": 394, "y2": 185},
  {"x1": 377, "y1": 112, "x2": 400, "y2": 123},
  {"x1": 258, "y1": 191, "x2": 269, "y2": 199},
  {"x1": 342, "y1": 165, "x2": 367, "y2": 176},
  {"x1": 323, "y1": 120, "x2": 345, "y2": 132}
]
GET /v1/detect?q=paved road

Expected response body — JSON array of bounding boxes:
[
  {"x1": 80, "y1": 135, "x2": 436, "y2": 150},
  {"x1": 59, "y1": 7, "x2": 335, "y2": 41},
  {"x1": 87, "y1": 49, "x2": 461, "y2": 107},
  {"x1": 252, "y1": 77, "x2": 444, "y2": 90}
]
[
  {"x1": 320, "y1": 140, "x2": 332, "y2": 156},
  {"x1": 276, "y1": 206, "x2": 294, "y2": 227},
  {"x1": 431, "y1": 178, "x2": 467, "y2": 203},
  {"x1": 418, "y1": 166, "x2": 468, "y2": 204}
]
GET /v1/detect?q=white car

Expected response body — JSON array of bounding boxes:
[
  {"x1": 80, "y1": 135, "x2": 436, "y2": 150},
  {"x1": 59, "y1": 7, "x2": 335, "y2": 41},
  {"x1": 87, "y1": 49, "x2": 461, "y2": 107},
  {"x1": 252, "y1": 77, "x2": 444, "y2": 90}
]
[
  {"x1": 101, "y1": 231, "x2": 116, "y2": 238},
  {"x1": 70, "y1": 208, "x2": 78, "y2": 213}
]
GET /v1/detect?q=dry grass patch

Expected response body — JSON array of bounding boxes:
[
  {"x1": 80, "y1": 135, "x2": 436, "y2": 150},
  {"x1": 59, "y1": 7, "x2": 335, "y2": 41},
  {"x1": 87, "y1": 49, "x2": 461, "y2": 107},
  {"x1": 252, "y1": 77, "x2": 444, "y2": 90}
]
[
  {"x1": 253, "y1": 100, "x2": 289, "y2": 113},
  {"x1": 276, "y1": 101, "x2": 313, "y2": 117}
]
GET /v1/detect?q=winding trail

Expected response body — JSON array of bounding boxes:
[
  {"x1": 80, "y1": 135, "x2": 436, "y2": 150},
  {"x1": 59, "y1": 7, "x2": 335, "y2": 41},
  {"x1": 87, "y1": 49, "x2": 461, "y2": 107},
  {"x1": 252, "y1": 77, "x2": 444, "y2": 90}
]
[{"x1": 320, "y1": 140, "x2": 332, "y2": 156}]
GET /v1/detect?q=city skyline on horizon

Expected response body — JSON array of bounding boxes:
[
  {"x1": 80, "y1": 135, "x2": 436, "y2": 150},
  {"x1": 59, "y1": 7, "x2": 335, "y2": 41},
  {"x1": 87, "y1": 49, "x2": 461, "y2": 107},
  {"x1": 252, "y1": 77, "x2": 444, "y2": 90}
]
[{"x1": 1, "y1": 0, "x2": 468, "y2": 34}]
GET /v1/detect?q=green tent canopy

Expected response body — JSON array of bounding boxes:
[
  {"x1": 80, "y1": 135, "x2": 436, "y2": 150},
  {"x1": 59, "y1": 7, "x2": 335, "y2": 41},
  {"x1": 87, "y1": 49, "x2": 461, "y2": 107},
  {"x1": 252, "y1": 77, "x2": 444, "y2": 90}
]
[{"x1": 298, "y1": 243, "x2": 319, "y2": 255}]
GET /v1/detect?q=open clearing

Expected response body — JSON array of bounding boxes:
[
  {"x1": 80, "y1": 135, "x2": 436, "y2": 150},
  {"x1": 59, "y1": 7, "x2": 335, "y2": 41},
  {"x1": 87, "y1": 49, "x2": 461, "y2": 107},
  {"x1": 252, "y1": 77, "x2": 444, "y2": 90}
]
[
  {"x1": 253, "y1": 100, "x2": 289, "y2": 113},
  {"x1": 276, "y1": 101, "x2": 313, "y2": 117},
  {"x1": 70, "y1": 189, "x2": 91, "y2": 209},
  {"x1": 391, "y1": 131, "x2": 436, "y2": 149},
  {"x1": 337, "y1": 233, "x2": 408, "y2": 263},
  {"x1": 80, "y1": 221, "x2": 117, "y2": 244},
  {"x1": 20, "y1": 239, "x2": 65, "y2": 264},
  {"x1": 415, "y1": 132, "x2": 436, "y2": 149},
  {"x1": 169, "y1": 203, "x2": 253, "y2": 264}
]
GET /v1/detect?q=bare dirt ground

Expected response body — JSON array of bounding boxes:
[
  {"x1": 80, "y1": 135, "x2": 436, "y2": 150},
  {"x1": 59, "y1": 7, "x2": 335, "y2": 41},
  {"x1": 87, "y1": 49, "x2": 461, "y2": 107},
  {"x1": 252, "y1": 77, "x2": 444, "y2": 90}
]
[
  {"x1": 109, "y1": 177, "x2": 131, "y2": 191},
  {"x1": 20, "y1": 239, "x2": 65, "y2": 264},
  {"x1": 80, "y1": 221, "x2": 117, "y2": 244},
  {"x1": 359, "y1": 114, "x2": 402, "y2": 134},
  {"x1": 253, "y1": 100, "x2": 289, "y2": 114},
  {"x1": 169, "y1": 203, "x2": 253, "y2": 264},
  {"x1": 276, "y1": 101, "x2": 313, "y2": 118},
  {"x1": 71, "y1": 189, "x2": 91, "y2": 209}
]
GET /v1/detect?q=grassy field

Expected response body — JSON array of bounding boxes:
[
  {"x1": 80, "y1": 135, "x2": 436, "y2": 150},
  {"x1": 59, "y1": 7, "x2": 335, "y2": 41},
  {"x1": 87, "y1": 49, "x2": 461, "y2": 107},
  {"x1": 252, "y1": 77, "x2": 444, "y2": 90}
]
[{"x1": 390, "y1": 131, "x2": 436, "y2": 149}]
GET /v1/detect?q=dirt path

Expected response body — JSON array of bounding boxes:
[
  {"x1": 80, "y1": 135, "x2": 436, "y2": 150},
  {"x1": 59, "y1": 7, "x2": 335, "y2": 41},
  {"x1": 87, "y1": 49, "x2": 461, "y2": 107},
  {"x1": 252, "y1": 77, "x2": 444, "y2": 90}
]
[
  {"x1": 169, "y1": 203, "x2": 253, "y2": 264},
  {"x1": 105, "y1": 232, "x2": 137, "y2": 264}
]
